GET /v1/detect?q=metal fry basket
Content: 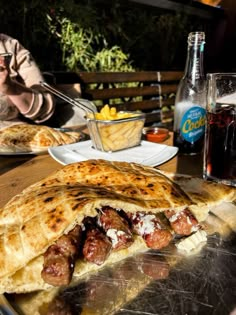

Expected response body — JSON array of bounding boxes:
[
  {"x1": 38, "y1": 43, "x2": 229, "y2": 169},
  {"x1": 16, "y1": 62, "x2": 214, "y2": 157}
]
[
  {"x1": 86, "y1": 113, "x2": 145, "y2": 152},
  {"x1": 41, "y1": 82, "x2": 145, "y2": 152}
]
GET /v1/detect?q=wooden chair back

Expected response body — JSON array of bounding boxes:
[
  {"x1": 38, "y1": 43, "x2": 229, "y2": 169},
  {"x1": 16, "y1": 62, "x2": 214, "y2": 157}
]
[
  {"x1": 77, "y1": 71, "x2": 183, "y2": 126},
  {"x1": 46, "y1": 71, "x2": 183, "y2": 127}
]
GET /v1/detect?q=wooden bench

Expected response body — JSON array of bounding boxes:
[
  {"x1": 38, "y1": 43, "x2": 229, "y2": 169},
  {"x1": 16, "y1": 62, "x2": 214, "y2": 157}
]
[{"x1": 45, "y1": 71, "x2": 183, "y2": 127}]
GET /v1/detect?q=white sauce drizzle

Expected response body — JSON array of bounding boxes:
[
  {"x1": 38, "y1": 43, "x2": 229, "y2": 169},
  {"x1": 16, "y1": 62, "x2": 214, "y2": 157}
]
[
  {"x1": 186, "y1": 216, "x2": 192, "y2": 225},
  {"x1": 168, "y1": 212, "x2": 181, "y2": 223},
  {"x1": 107, "y1": 229, "x2": 125, "y2": 247},
  {"x1": 132, "y1": 213, "x2": 160, "y2": 236}
]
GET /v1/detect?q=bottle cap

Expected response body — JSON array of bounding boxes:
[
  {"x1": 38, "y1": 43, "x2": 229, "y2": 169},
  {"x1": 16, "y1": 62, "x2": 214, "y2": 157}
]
[{"x1": 188, "y1": 32, "x2": 205, "y2": 46}]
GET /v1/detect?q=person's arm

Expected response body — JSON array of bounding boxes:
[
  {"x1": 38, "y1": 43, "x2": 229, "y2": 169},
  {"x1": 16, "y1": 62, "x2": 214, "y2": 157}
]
[
  {"x1": 0, "y1": 69, "x2": 34, "y2": 113},
  {"x1": 0, "y1": 34, "x2": 55, "y2": 123}
]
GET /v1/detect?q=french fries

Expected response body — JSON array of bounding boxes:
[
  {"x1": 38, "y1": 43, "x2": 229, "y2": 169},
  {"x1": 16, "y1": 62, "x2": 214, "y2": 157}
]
[
  {"x1": 87, "y1": 105, "x2": 145, "y2": 152},
  {"x1": 94, "y1": 105, "x2": 138, "y2": 120}
]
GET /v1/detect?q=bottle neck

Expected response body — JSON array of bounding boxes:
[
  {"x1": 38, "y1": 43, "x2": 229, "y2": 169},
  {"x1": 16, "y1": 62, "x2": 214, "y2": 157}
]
[{"x1": 184, "y1": 42, "x2": 205, "y2": 82}]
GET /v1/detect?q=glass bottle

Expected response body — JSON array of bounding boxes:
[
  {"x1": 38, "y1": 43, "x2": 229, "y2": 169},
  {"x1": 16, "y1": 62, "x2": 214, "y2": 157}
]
[{"x1": 173, "y1": 31, "x2": 206, "y2": 155}]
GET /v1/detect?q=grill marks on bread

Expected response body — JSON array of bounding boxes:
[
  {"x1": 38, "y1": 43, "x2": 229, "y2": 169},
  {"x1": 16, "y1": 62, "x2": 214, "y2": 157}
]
[{"x1": 28, "y1": 160, "x2": 192, "y2": 212}]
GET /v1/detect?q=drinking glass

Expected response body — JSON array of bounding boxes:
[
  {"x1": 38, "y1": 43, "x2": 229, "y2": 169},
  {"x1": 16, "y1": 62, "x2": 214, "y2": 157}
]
[{"x1": 203, "y1": 73, "x2": 236, "y2": 187}]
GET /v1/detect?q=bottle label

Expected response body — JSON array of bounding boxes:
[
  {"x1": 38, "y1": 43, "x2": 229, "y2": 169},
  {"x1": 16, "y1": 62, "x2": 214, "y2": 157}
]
[{"x1": 180, "y1": 106, "x2": 206, "y2": 143}]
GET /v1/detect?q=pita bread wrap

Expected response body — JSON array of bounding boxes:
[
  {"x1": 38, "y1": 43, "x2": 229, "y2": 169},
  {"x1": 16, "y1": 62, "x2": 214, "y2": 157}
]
[
  {"x1": 0, "y1": 124, "x2": 82, "y2": 153},
  {"x1": 0, "y1": 160, "x2": 234, "y2": 294}
]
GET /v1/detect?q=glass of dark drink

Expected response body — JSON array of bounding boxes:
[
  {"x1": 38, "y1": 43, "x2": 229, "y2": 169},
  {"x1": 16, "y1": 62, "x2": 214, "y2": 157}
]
[{"x1": 203, "y1": 73, "x2": 236, "y2": 187}]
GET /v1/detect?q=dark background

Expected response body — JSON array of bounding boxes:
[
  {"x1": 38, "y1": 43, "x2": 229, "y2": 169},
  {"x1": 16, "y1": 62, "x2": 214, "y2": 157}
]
[{"x1": 0, "y1": 0, "x2": 235, "y2": 73}]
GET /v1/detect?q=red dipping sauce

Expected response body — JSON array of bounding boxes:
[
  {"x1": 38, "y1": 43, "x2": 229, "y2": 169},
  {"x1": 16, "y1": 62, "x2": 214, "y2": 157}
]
[{"x1": 143, "y1": 127, "x2": 169, "y2": 143}]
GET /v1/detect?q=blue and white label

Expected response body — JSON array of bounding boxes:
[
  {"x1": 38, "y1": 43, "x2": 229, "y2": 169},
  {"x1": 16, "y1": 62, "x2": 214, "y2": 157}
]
[{"x1": 180, "y1": 106, "x2": 206, "y2": 143}]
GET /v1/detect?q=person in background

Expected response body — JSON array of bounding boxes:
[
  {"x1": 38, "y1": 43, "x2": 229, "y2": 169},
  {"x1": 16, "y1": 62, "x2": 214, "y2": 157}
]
[{"x1": 0, "y1": 33, "x2": 55, "y2": 129}]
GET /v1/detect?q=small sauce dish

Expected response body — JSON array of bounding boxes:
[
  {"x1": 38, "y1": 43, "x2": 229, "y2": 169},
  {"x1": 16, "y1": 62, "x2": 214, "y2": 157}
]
[{"x1": 142, "y1": 127, "x2": 169, "y2": 143}]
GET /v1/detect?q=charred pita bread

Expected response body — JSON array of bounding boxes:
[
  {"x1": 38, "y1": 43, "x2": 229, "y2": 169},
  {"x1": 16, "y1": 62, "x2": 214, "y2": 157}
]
[
  {"x1": 160, "y1": 171, "x2": 236, "y2": 207},
  {"x1": 159, "y1": 171, "x2": 236, "y2": 222},
  {"x1": 0, "y1": 124, "x2": 82, "y2": 153},
  {"x1": 0, "y1": 160, "x2": 234, "y2": 294},
  {"x1": 22, "y1": 159, "x2": 236, "y2": 222}
]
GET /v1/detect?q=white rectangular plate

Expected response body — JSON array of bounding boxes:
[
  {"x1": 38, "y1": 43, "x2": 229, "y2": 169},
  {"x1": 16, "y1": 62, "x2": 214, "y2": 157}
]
[{"x1": 48, "y1": 140, "x2": 178, "y2": 166}]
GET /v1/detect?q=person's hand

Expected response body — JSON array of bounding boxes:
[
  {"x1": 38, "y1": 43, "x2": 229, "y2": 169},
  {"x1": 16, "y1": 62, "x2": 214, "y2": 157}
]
[{"x1": 0, "y1": 54, "x2": 12, "y2": 94}]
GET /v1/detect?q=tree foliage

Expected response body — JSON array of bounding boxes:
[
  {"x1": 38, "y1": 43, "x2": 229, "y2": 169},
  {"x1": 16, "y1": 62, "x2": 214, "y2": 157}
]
[{"x1": 0, "y1": 0, "x2": 210, "y2": 71}]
